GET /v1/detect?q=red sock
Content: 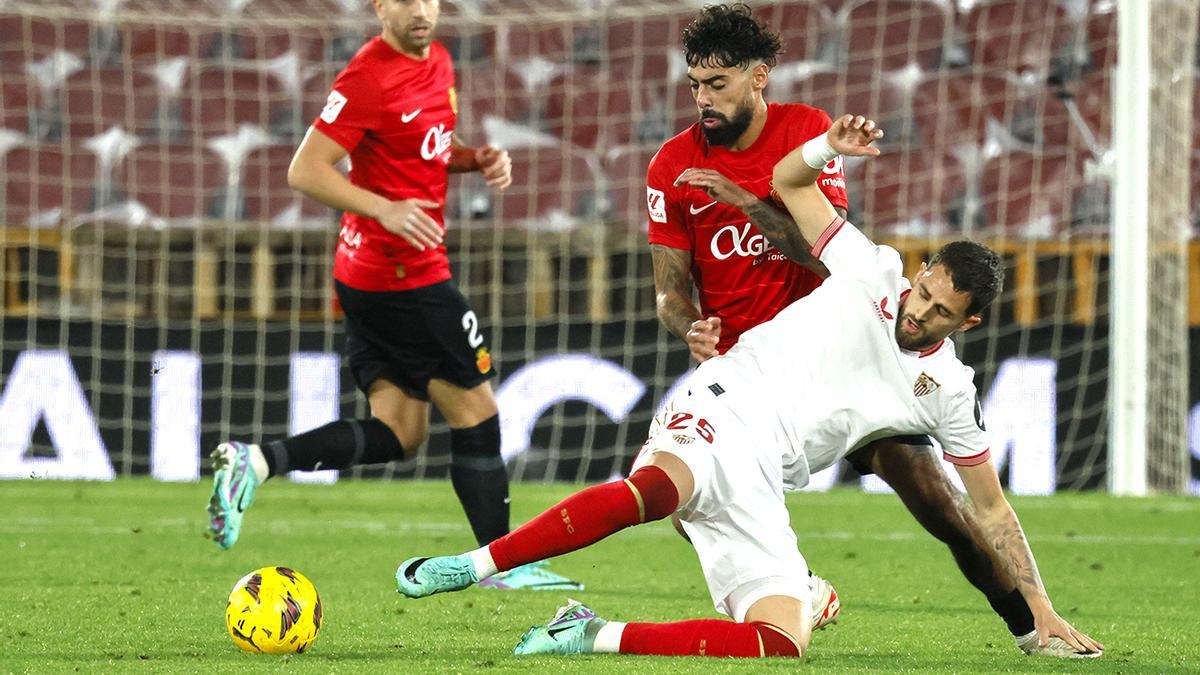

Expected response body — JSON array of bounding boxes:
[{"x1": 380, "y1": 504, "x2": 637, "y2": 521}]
[
  {"x1": 488, "y1": 465, "x2": 677, "y2": 571},
  {"x1": 619, "y1": 620, "x2": 801, "y2": 658}
]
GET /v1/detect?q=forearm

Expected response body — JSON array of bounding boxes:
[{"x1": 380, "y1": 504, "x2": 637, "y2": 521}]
[
  {"x1": 288, "y1": 161, "x2": 388, "y2": 221},
  {"x1": 977, "y1": 503, "x2": 1052, "y2": 612},
  {"x1": 741, "y1": 199, "x2": 828, "y2": 276},
  {"x1": 656, "y1": 290, "x2": 701, "y2": 341},
  {"x1": 448, "y1": 135, "x2": 481, "y2": 174}
]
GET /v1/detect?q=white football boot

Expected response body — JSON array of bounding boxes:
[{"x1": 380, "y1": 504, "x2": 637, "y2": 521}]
[
  {"x1": 1015, "y1": 630, "x2": 1103, "y2": 658},
  {"x1": 810, "y1": 573, "x2": 841, "y2": 630}
]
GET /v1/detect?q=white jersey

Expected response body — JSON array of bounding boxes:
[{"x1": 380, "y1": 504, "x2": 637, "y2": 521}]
[{"x1": 693, "y1": 217, "x2": 990, "y2": 490}]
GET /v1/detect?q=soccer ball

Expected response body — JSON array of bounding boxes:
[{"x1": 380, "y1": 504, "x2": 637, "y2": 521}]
[{"x1": 225, "y1": 566, "x2": 323, "y2": 654}]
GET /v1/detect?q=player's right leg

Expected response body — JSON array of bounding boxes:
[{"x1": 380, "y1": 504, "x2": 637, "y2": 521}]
[{"x1": 395, "y1": 450, "x2": 691, "y2": 598}]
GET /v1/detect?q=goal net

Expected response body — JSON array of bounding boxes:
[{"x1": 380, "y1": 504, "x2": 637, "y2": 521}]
[{"x1": 0, "y1": 0, "x2": 1195, "y2": 494}]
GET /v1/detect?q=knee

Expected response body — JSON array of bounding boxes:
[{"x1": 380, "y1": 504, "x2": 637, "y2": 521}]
[
  {"x1": 626, "y1": 465, "x2": 680, "y2": 522},
  {"x1": 375, "y1": 415, "x2": 427, "y2": 457}
]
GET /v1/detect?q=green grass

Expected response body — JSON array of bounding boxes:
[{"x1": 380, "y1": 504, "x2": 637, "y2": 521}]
[{"x1": 1, "y1": 479, "x2": 1197, "y2": 673}]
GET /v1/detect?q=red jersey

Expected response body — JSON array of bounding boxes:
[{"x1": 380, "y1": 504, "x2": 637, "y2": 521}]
[
  {"x1": 647, "y1": 103, "x2": 848, "y2": 353},
  {"x1": 313, "y1": 37, "x2": 457, "y2": 291}
]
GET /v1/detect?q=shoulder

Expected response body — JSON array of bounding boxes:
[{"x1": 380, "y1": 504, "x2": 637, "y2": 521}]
[
  {"x1": 649, "y1": 125, "x2": 703, "y2": 173},
  {"x1": 929, "y1": 347, "x2": 978, "y2": 400},
  {"x1": 337, "y1": 38, "x2": 386, "y2": 83}
]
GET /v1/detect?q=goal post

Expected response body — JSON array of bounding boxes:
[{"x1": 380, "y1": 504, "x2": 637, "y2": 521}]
[{"x1": 1109, "y1": 0, "x2": 1195, "y2": 495}]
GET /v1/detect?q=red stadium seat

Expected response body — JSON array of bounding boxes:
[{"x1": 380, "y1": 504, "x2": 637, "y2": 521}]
[
  {"x1": 979, "y1": 150, "x2": 1083, "y2": 238},
  {"x1": 181, "y1": 66, "x2": 288, "y2": 137},
  {"x1": 0, "y1": 15, "x2": 93, "y2": 63},
  {"x1": 1068, "y1": 69, "x2": 1111, "y2": 150},
  {"x1": 776, "y1": 68, "x2": 910, "y2": 142},
  {"x1": 601, "y1": 144, "x2": 658, "y2": 231},
  {"x1": 493, "y1": 146, "x2": 597, "y2": 227},
  {"x1": 963, "y1": 0, "x2": 1074, "y2": 78},
  {"x1": 0, "y1": 69, "x2": 32, "y2": 134},
  {"x1": 2, "y1": 142, "x2": 99, "y2": 225},
  {"x1": 454, "y1": 64, "x2": 534, "y2": 138},
  {"x1": 851, "y1": 149, "x2": 967, "y2": 235},
  {"x1": 845, "y1": 0, "x2": 951, "y2": 72},
  {"x1": 754, "y1": 1, "x2": 824, "y2": 62},
  {"x1": 1084, "y1": 3, "x2": 1117, "y2": 72},
  {"x1": 122, "y1": 143, "x2": 223, "y2": 221},
  {"x1": 912, "y1": 69, "x2": 1020, "y2": 149},
  {"x1": 118, "y1": 23, "x2": 214, "y2": 63},
  {"x1": 62, "y1": 67, "x2": 160, "y2": 140},
  {"x1": 545, "y1": 67, "x2": 635, "y2": 148}
]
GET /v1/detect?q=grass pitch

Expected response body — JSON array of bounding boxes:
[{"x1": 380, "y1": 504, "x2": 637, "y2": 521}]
[{"x1": 2, "y1": 479, "x2": 1197, "y2": 673}]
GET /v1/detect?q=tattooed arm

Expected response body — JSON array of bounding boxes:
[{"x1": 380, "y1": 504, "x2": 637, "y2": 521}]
[
  {"x1": 742, "y1": 198, "x2": 837, "y2": 277},
  {"x1": 652, "y1": 244, "x2": 720, "y2": 362},
  {"x1": 956, "y1": 461, "x2": 1104, "y2": 654}
]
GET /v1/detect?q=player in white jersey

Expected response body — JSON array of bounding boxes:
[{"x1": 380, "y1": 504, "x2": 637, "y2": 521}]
[{"x1": 391, "y1": 114, "x2": 1104, "y2": 661}]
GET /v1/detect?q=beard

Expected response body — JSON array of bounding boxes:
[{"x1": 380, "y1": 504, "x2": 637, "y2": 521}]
[
  {"x1": 699, "y1": 101, "x2": 755, "y2": 147},
  {"x1": 894, "y1": 315, "x2": 936, "y2": 352}
]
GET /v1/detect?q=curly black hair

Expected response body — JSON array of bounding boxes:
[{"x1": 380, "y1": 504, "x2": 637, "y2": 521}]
[
  {"x1": 681, "y1": 3, "x2": 783, "y2": 69},
  {"x1": 928, "y1": 241, "x2": 1005, "y2": 316}
]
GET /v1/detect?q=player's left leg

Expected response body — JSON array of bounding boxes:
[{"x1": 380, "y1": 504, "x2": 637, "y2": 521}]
[
  {"x1": 512, "y1": 593, "x2": 809, "y2": 658},
  {"x1": 852, "y1": 438, "x2": 1036, "y2": 643}
]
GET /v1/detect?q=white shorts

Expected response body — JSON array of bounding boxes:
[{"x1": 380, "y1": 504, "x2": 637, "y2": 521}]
[{"x1": 632, "y1": 386, "x2": 810, "y2": 621}]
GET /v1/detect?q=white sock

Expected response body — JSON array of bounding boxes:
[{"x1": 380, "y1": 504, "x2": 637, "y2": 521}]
[
  {"x1": 247, "y1": 444, "x2": 269, "y2": 483},
  {"x1": 592, "y1": 620, "x2": 626, "y2": 654},
  {"x1": 468, "y1": 545, "x2": 498, "y2": 579}
]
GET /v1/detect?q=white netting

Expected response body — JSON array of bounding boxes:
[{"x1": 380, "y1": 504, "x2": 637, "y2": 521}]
[{"x1": 0, "y1": 0, "x2": 1194, "y2": 492}]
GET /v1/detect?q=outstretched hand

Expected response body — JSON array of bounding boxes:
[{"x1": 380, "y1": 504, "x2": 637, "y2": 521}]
[
  {"x1": 1035, "y1": 608, "x2": 1104, "y2": 656},
  {"x1": 827, "y1": 114, "x2": 884, "y2": 157}
]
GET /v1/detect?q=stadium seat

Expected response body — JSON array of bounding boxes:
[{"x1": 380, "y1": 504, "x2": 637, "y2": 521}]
[
  {"x1": 0, "y1": 15, "x2": 95, "y2": 63},
  {"x1": 844, "y1": 0, "x2": 952, "y2": 72},
  {"x1": 0, "y1": 69, "x2": 32, "y2": 135},
  {"x1": 963, "y1": 0, "x2": 1074, "y2": 79},
  {"x1": 504, "y1": 21, "x2": 603, "y2": 64},
  {"x1": 454, "y1": 64, "x2": 534, "y2": 138},
  {"x1": 600, "y1": 144, "x2": 658, "y2": 231},
  {"x1": 545, "y1": 67, "x2": 636, "y2": 148},
  {"x1": 979, "y1": 150, "x2": 1083, "y2": 238},
  {"x1": 1067, "y1": 69, "x2": 1111, "y2": 151},
  {"x1": 753, "y1": 1, "x2": 824, "y2": 62},
  {"x1": 912, "y1": 69, "x2": 1020, "y2": 149},
  {"x1": 2, "y1": 142, "x2": 100, "y2": 226},
  {"x1": 776, "y1": 68, "x2": 911, "y2": 142},
  {"x1": 62, "y1": 67, "x2": 160, "y2": 140},
  {"x1": 119, "y1": 23, "x2": 214, "y2": 63},
  {"x1": 494, "y1": 146, "x2": 598, "y2": 228},
  {"x1": 182, "y1": 66, "x2": 288, "y2": 138},
  {"x1": 122, "y1": 143, "x2": 223, "y2": 221},
  {"x1": 437, "y1": 22, "x2": 498, "y2": 64},
  {"x1": 1084, "y1": 2, "x2": 1117, "y2": 72},
  {"x1": 850, "y1": 149, "x2": 967, "y2": 235}
]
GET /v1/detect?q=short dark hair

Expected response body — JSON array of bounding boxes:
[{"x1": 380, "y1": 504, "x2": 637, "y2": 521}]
[
  {"x1": 928, "y1": 241, "x2": 1005, "y2": 316},
  {"x1": 682, "y1": 3, "x2": 782, "y2": 70}
]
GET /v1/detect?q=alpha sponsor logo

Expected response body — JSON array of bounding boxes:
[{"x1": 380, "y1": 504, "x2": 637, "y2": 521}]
[
  {"x1": 420, "y1": 123, "x2": 453, "y2": 161},
  {"x1": 647, "y1": 187, "x2": 667, "y2": 223},
  {"x1": 913, "y1": 372, "x2": 941, "y2": 397},
  {"x1": 710, "y1": 222, "x2": 774, "y2": 260},
  {"x1": 320, "y1": 90, "x2": 347, "y2": 124}
]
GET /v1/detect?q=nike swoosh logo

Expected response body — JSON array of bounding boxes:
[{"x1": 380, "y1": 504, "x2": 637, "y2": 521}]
[
  {"x1": 236, "y1": 490, "x2": 250, "y2": 513},
  {"x1": 689, "y1": 201, "x2": 718, "y2": 214},
  {"x1": 547, "y1": 626, "x2": 571, "y2": 638},
  {"x1": 401, "y1": 109, "x2": 422, "y2": 123}
]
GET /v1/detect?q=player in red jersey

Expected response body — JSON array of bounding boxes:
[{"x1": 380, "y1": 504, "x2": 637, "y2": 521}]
[
  {"x1": 206, "y1": 0, "x2": 579, "y2": 591},
  {"x1": 650, "y1": 4, "x2": 1055, "y2": 656}
]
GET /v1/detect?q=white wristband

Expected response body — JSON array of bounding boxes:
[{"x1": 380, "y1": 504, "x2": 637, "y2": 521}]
[{"x1": 801, "y1": 134, "x2": 839, "y2": 170}]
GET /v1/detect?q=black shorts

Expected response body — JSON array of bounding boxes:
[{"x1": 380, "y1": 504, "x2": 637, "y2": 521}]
[
  {"x1": 846, "y1": 434, "x2": 934, "y2": 476},
  {"x1": 335, "y1": 279, "x2": 496, "y2": 401}
]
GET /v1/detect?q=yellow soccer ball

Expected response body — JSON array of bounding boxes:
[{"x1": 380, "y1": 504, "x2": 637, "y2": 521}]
[{"x1": 225, "y1": 566, "x2": 323, "y2": 654}]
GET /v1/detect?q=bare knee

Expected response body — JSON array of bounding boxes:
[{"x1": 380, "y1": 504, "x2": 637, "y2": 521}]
[
  {"x1": 743, "y1": 594, "x2": 811, "y2": 656},
  {"x1": 367, "y1": 380, "x2": 430, "y2": 455},
  {"x1": 428, "y1": 380, "x2": 499, "y2": 428}
]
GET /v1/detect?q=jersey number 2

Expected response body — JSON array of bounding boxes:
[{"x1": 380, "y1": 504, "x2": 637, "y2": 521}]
[{"x1": 462, "y1": 311, "x2": 484, "y2": 348}]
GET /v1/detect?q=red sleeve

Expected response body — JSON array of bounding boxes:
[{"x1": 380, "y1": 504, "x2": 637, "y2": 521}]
[
  {"x1": 645, "y1": 147, "x2": 690, "y2": 250},
  {"x1": 312, "y1": 64, "x2": 382, "y2": 153}
]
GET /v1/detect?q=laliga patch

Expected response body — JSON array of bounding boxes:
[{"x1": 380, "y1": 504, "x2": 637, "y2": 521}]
[
  {"x1": 647, "y1": 187, "x2": 667, "y2": 223},
  {"x1": 475, "y1": 347, "x2": 492, "y2": 374},
  {"x1": 320, "y1": 90, "x2": 348, "y2": 124}
]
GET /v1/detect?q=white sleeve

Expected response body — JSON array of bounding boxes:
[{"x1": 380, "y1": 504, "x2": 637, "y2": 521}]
[
  {"x1": 933, "y1": 388, "x2": 991, "y2": 467},
  {"x1": 810, "y1": 217, "x2": 905, "y2": 296}
]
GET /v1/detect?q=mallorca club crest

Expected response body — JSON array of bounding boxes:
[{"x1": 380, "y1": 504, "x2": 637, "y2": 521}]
[
  {"x1": 475, "y1": 346, "x2": 491, "y2": 374},
  {"x1": 913, "y1": 372, "x2": 941, "y2": 397}
]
